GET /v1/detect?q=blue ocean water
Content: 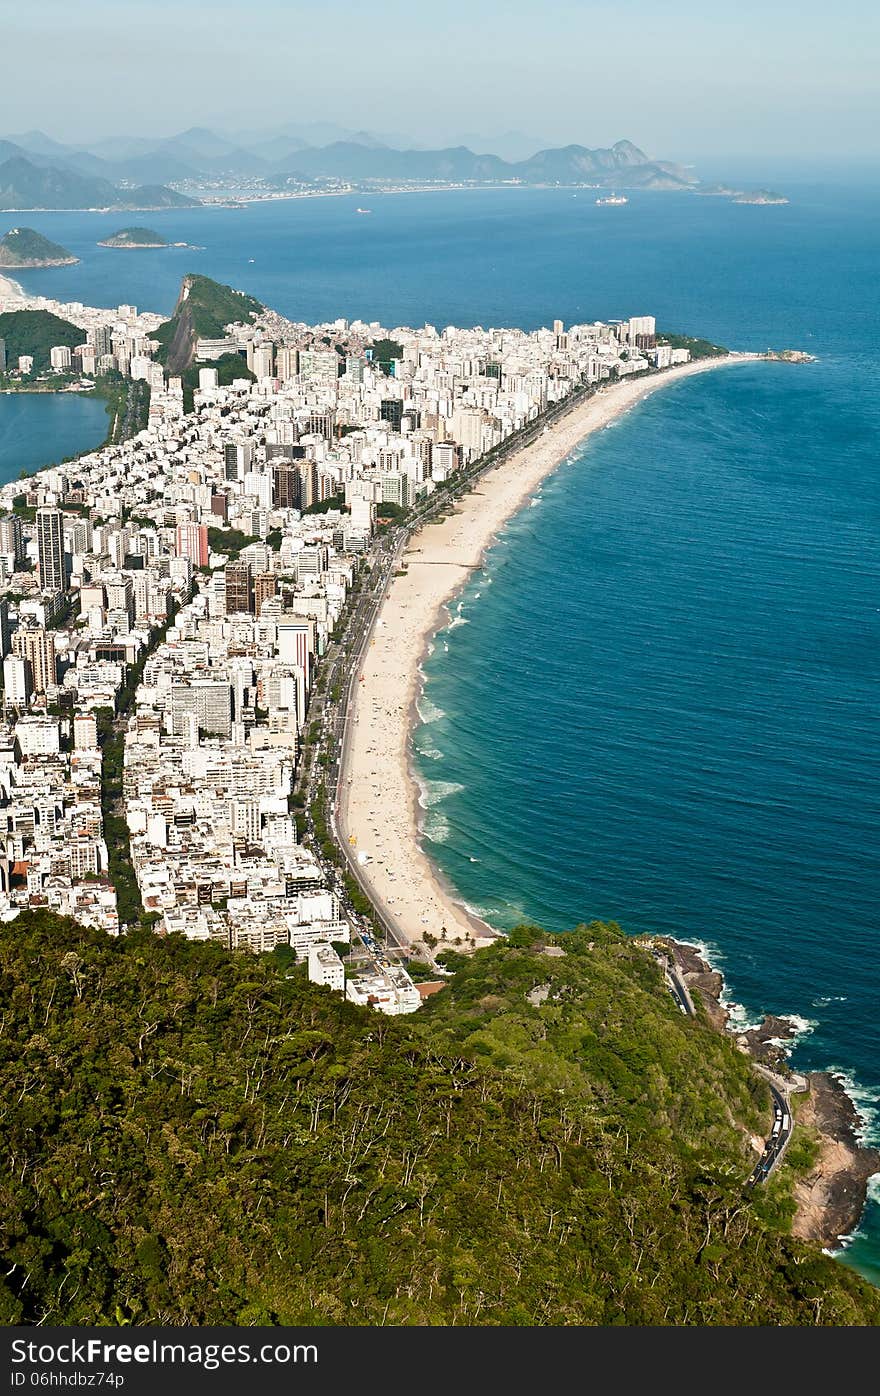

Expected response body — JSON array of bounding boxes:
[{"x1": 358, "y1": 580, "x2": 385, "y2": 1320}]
[
  {"x1": 0, "y1": 392, "x2": 109, "y2": 483},
  {"x1": 3, "y1": 184, "x2": 879, "y2": 1281}
]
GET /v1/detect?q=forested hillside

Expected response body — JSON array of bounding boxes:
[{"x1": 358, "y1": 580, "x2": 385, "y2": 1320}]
[{"x1": 1, "y1": 913, "x2": 877, "y2": 1326}]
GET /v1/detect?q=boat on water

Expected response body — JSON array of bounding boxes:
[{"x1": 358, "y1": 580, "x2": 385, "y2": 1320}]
[
  {"x1": 356, "y1": 207, "x2": 372, "y2": 214},
  {"x1": 596, "y1": 193, "x2": 628, "y2": 205}
]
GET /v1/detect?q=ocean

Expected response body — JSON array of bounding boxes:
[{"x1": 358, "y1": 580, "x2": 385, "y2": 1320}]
[{"x1": 3, "y1": 182, "x2": 878, "y2": 1282}]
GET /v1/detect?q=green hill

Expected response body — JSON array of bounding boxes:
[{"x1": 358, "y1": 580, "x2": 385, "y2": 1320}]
[
  {"x1": 0, "y1": 226, "x2": 77, "y2": 267},
  {"x1": 98, "y1": 226, "x2": 168, "y2": 248},
  {"x1": 0, "y1": 308, "x2": 82, "y2": 374},
  {"x1": 1, "y1": 911, "x2": 877, "y2": 1327},
  {"x1": 151, "y1": 273, "x2": 264, "y2": 373},
  {"x1": 0, "y1": 155, "x2": 199, "y2": 211}
]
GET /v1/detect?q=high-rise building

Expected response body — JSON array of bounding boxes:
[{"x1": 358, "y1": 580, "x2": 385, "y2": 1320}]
[
  {"x1": 272, "y1": 463, "x2": 300, "y2": 510},
  {"x1": 175, "y1": 522, "x2": 209, "y2": 568},
  {"x1": 225, "y1": 562, "x2": 252, "y2": 615},
  {"x1": 50, "y1": 345, "x2": 72, "y2": 371},
  {"x1": 277, "y1": 620, "x2": 312, "y2": 687},
  {"x1": 299, "y1": 461, "x2": 319, "y2": 510},
  {"x1": 88, "y1": 325, "x2": 113, "y2": 358},
  {"x1": 0, "y1": 598, "x2": 10, "y2": 659},
  {"x1": 37, "y1": 508, "x2": 66, "y2": 593},
  {"x1": 0, "y1": 514, "x2": 24, "y2": 569},
  {"x1": 73, "y1": 713, "x2": 98, "y2": 750},
  {"x1": 170, "y1": 681, "x2": 232, "y2": 738},
  {"x1": 252, "y1": 344, "x2": 274, "y2": 379},
  {"x1": 12, "y1": 626, "x2": 57, "y2": 694},
  {"x1": 253, "y1": 573, "x2": 278, "y2": 614},
  {"x1": 2, "y1": 654, "x2": 30, "y2": 709},
  {"x1": 628, "y1": 315, "x2": 656, "y2": 350}
]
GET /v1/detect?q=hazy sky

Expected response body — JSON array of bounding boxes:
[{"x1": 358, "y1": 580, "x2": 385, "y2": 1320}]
[{"x1": 3, "y1": 0, "x2": 878, "y2": 164}]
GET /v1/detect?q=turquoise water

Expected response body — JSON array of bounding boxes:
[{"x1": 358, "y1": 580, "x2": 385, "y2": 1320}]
[
  {"x1": 417, "y1": 353, "x2": 880, "y2": 1284},
  {"x1": 0, "y1": 392, "x2": 109, "y2": 483},
  {"x1": 4, "y1": 185, "x2": 879, "y2": 1282}
]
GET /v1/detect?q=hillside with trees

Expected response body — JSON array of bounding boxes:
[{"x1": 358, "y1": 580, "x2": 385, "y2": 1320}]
[
  {"x1": 0, "y1": 226, "x2": 77, "y2": 267},
  {"x1": 0, "y1": 912, "x2": 877, "y2": 1326},
  {"x1": 151, "y1": 273, "x2": 264, "y2": 373},
  {"x1": 0, "y1": 308, "x2": 83, "y2": 374}
]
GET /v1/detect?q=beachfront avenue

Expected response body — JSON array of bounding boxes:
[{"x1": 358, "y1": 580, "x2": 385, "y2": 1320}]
[{"x1": 0, "y1": 286, "x2": 706, "y2": 1012}]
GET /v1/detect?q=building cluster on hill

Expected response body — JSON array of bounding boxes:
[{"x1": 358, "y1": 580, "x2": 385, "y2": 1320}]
[
  {"x1": 0, "y1": 302, "x2": 679, "y2": 1009},
  {"x1": 0, "y1": 292, "x2": 163, "y2": 381}
]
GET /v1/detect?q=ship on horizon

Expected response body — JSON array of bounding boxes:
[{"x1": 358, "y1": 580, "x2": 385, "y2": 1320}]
[{"x1": 596, "y1": 193, "x2": 628, "y2": 206}]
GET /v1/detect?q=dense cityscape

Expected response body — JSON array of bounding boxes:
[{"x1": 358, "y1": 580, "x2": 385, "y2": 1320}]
[{"x1": 0, "y1": 288, "x2": 677, "y2": 1012}]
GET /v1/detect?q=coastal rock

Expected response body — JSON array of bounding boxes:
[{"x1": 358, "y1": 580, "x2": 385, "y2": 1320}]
[
  {"x1": 664, "y1": 938, "x2": 879, "y2": 1245},
  {"x1": 791, "y1": 1073, "x2": 880, "y2": 1249}
]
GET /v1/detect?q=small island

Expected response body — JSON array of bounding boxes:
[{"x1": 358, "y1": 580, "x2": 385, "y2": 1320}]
[
  {"x1": 733, "y1": 189, "x2": 789, "y2": 205},
  {"x1": 0, "y1": 226, "x2": 78, "y2": 267},
  {"x1": 98, "y1": 226, "x2": 169, "y2": 249},
  {"x1": 696, "y1": 184, "x2": 789, "y2": 205}
]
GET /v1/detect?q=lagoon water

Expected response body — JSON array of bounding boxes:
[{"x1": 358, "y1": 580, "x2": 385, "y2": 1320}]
[
  {"x1": 0, "y1": 391, "x2": 109, "y2": 483},
  {"x1": 3, "y1": 183, "x2": 879, "y2": 1280}
]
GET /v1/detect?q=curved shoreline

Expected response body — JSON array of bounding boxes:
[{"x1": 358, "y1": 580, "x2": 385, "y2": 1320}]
[{"x1": 338, "y1": 354, "x2": 759, "y2": 954}]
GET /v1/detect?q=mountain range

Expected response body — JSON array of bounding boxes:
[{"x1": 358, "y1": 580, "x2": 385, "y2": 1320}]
[
  {"x1": 0, "y1": 127, "x2": 698, "y2": 199},
  {"x1": 0, "y1": 154, "x2": 200, "y2": 212}
]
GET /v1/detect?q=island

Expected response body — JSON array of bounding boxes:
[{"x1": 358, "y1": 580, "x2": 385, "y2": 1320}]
[
  {"x1": 697, "y1": 184, "x2": 789, "y2": 205},
  {"x1": 98, "y1": 226, "x2": 170, "y2": 249},
  {"x1": 733, "y1": 188, "x2": 789, "y2": 205},
  {"x1": 0, "y1": 225, "x2": 78, "y2": 267}
]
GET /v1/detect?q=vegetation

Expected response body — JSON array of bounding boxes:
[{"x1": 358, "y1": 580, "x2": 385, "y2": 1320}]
[
  {"x1": 0, "y1": 155, "x2": 200, "y2": 212},
  {"x1": 93, "y1": 374, "x2": 151, "y2": 445},
  {"x1": 376, "y1": 500, "x2": 408, "y2": 521},
  {"x1": 302, "y1": 493, "x2": 347, "y2": 515},
  {"x1": 98, "y1": 227, "x2": 168, "y2": 248},
  {"x1": 370, "y1": 337, "x2": 404, "y2": 374},
  {"x1": 180, "y1": 352, "x2": 254, "y2": 411},
  {"x1": 657, "y1": 332, "x2": 728, "y2": 360},
  {"x1": 151, "y1": 274, "x2": 264, "y2": 373},
  {"x1": 0, "y1": 226, "x2": 77, "y2": 267},
  {"x1": 206, "y1": 526, "x2": 259, "y2": 558},
  {"x1": 0, "y1": 913, "x2": 877, "y2": 1326},
  {"x1": 0, "y1": 309, "x2": 82, "y2": 375}
]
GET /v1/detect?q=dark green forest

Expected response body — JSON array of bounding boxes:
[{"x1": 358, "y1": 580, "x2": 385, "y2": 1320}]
[
  {"x1": 1, "y1": 913, "x2": 877, "y2": 1327},
  {"x1": 0, "y1": 310, "x2": 83, "y2": 375}
]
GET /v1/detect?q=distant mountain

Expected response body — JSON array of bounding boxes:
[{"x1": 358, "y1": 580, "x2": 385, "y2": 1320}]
[
  {"x1": 0, "y1": 157, "x2": 200, "y2": 210},
  {"x1": 4, "y1": 129, "x2": 73, "y2": 160},
  {"x1": 288, "y1": 142, "x2": 510, "y2": 181},
  {"x1": 0, "y1": 128, "x2": 706, "y2": 194},
  {"x1": 278, "y1": 137, "x2": 696, "y2": 189},
  {"x1": 0, "y1": 226, "x2": 78, "y2": 267}
]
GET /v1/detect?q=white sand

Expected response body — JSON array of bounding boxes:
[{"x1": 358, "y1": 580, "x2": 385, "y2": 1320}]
[
  {"x1": 0, "y1": 272, "x2": 25, "y2": 302},
  {"x1": 337, "y1": 355, "x2": 759, "y2": 953}
]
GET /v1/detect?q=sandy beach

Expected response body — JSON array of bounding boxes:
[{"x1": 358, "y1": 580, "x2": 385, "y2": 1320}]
[
  {"x1": 0, "y1": 271, "x2": 25, "y2": 304},
  {"x1": 337, "y1": 354, "x2": 759, "y2": 953}
]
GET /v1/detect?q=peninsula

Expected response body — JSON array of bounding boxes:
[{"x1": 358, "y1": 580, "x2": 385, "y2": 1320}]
[
  {"x1": 0, "y1": 225, "x2": 78, "y2": 267},
  {"x1": 98, "y1": 225, "x2": 169, "y2": 248}
]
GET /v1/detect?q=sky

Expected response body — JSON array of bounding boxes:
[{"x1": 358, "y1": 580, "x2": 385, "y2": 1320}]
[{"x1": 2, "y1": 0, "x2": 878, "y2": 168}]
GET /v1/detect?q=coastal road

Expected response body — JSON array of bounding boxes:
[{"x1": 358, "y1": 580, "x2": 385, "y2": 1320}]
[
  {"x1": 652, "y1": 946, "x2": 696, "y2": 1017},
  {"x1": 649, "y1": 943, "x2": 796, "y2": 1189},
  {"x1": 747, "y1": 1073, "x2": 796, "y2": 1187}
]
